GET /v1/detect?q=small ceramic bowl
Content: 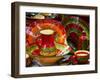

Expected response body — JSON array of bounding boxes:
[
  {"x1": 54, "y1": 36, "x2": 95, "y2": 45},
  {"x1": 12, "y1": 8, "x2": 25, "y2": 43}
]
[{"x1": 74, "y1": 50, "x2": 89, "y2": 64}]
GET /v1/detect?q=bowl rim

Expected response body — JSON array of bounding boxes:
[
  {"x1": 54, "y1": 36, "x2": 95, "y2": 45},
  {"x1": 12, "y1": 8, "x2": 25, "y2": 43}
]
[{"x1": 74, "y1": 50, "x2": 89, "y2": 55}]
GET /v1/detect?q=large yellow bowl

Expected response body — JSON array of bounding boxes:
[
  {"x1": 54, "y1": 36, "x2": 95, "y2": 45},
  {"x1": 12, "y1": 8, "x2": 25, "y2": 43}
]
[{"x1": 33, "y1": 56, "x2": 63, "y2": 66}]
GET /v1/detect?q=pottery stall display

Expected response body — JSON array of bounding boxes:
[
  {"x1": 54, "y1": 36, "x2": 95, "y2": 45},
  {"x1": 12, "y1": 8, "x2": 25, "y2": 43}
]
[{"x1": 25, "y1": 13, "x2": 89, "y2": 67}]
